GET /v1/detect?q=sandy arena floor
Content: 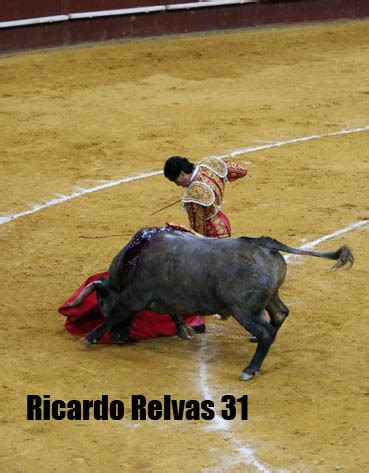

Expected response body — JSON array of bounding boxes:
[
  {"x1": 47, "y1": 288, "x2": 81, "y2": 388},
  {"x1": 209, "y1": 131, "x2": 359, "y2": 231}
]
[{"x1": 1, "y1": 19, "x2": 369, "y2": 472}]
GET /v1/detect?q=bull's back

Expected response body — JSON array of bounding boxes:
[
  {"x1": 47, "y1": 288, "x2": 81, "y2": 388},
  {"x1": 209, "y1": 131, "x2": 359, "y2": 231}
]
[{"x1": 137, "y1": 232, "x2": 283, "y2": 296}]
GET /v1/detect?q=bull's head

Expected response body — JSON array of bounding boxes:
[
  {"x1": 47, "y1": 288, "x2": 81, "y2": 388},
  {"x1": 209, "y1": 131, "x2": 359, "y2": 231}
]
[
  {"x1": 68, "y1": 278, "x2": 131, "y2": 343},
  {"x1": 93, "y1": 279, "x2": 118, "y2": 317},
  {"x1": 68, "y1": 278, "x2": 117, "y2": 314}
]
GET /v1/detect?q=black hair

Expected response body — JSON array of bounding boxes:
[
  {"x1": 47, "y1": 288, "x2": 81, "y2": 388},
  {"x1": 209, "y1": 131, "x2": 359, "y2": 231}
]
[{"x1": 163, "y1": 156, "x2": 195, "y2": 181}]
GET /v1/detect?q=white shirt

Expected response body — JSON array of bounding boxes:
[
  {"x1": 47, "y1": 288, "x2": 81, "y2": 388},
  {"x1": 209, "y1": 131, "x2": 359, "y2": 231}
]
[{"x1": 189, "y1": 166, "x2": 199, "y2": 183}]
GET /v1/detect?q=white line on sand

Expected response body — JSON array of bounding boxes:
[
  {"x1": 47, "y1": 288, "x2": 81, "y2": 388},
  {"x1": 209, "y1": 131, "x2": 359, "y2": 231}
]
[
  {"x1": 1, "y1": 125, "x2": 368, "y2": 226},
  {"x1": 0, "y1": 171, "x2": 162, "y2": 225},
  {"x1": 208, "y1": 125, "x2": 369, "y2": 160},
  {"x1": 199, "y1": 337, "x2": 271, "y2": 473},
  {"x1": 284, "y1": 219, "x2": 368, "y2": 260}
]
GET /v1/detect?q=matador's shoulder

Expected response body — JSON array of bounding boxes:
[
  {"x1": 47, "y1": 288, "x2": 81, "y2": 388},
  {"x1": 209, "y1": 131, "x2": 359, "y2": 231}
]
[
  {"x1": 182, "y1": 181, "x2": 215, "y2": 207},
  {"x1": 199, "y1": 157, "x2": 228, "y2": 178}
]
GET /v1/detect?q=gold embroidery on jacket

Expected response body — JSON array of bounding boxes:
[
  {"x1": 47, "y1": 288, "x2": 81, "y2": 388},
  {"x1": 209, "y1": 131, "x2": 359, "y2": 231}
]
[
  {"x1": 198, "y1": 157, "x2": 228, "y2": 178},
  {"x1": 182, "y1": 182, "x2": 215, "y2": 207}
]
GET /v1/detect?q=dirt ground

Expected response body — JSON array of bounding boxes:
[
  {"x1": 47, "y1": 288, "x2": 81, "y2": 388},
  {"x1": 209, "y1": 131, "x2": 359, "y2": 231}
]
[{"x1": 1, "y1": 19, "x2": 369, "y2": 472}]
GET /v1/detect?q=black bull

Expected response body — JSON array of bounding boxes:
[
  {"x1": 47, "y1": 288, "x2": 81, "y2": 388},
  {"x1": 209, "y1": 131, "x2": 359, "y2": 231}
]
[{"x1": 69, "y1": 227, "x2": 354, "y2": 381}]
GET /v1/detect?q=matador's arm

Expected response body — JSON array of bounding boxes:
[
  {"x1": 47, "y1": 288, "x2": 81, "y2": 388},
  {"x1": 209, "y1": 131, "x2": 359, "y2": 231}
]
[
  {"x1": 224, "y1": 160, "x2": 248, "y2": 182},
  {"x1": 186, "y1": 203, "x2": 207, "y2": 236}
]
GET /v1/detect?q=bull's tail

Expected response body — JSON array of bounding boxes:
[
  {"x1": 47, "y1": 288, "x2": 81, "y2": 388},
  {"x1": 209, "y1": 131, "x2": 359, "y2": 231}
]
[
  {"x1": 67, "y1": 279, "x2": 106, "y2": 307},
  {"x1": 257, "y1": 237, "x2": 354, "y2": 271}
]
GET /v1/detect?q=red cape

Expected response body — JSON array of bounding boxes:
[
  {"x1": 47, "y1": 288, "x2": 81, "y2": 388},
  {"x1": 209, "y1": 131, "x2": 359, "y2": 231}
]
[{"x1": 58, "y1": 272, "x2": 205, "y2": 343}]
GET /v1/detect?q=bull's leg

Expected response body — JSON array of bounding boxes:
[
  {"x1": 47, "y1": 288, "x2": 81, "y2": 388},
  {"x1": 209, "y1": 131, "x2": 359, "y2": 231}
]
[
  {"x1": 266, "y1": 291, "x2": 289, "y2": 331},
  {"x1": 249, "y1": 292, "x2": 289, "y2": 343},
  {"x1": 249, "y1": 311, "x2": 268, "y2": 343},
  {"x1": 232, "y1": 294, "x2": 277, "y2": 381},
  {"x1": 238, "y1": 317, "x2": 277, "y2": 381},
  {"x1": 81, "y1": 322, "x2": 108, "y2": 345},
  {"x1": 108, "y1": 312, "x2": 134, "y2": 344},
  {"x1": 170, "y1": 314, "x2": 196, "y2": 340},
  {"x1": 109, "y1": 320, "x2": 131, "y2": 344},
  {"x1": 243, "y1": 320, "x2": 276, "y2": 380}
]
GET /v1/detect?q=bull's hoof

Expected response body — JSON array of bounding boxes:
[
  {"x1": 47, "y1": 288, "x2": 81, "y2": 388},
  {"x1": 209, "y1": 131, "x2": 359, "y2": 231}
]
[
  {"x1": 239, "y1": 370, "x2": 260, "y2": 381},
  {"x1": 113, "y1": 339, "x2": 128, "y2": 345},
  {"x1": 110, "y1": 334, "x2": 129, "y2": 344},
  {"x1": 80, "y1": 337, "x2": 94, "y2": 346},
  {"x1": 178, "y1": 325, "x2": 196, "y2": 340},
  {"x1": 249, "y1": 336, "x2": 257, "y2": 343}
]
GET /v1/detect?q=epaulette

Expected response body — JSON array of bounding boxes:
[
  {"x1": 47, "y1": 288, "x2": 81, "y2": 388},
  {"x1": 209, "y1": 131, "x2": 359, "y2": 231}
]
[
  {"x1": 199, "y1": 157, "x2": 227, "y2": 178},
  {"x1": 182, "y1": 182, "x2": 215, "y2": 207}
]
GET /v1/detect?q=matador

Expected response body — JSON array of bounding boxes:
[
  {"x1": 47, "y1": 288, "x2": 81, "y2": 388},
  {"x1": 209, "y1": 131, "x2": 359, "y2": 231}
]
[{"x1": 163, "y1": 155, "x2": 247, "y2": 237}]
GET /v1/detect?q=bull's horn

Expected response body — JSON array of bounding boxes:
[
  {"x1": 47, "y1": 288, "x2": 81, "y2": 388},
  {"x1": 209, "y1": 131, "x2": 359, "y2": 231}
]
[{"x1": 67, "y1": 281, "x2": 99, "y2": 307}]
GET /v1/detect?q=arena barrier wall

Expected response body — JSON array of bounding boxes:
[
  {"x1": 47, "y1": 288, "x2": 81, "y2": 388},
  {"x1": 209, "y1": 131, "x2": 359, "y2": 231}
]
[{"x1": 0, "y1": 0, "x2": 368, "y2": 54}]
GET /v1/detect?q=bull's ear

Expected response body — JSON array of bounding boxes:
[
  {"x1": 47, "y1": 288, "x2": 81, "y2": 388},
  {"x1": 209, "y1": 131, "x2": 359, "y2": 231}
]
[{"x1": 94, "y1": 279, "x2": 110, "y2": 297}]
